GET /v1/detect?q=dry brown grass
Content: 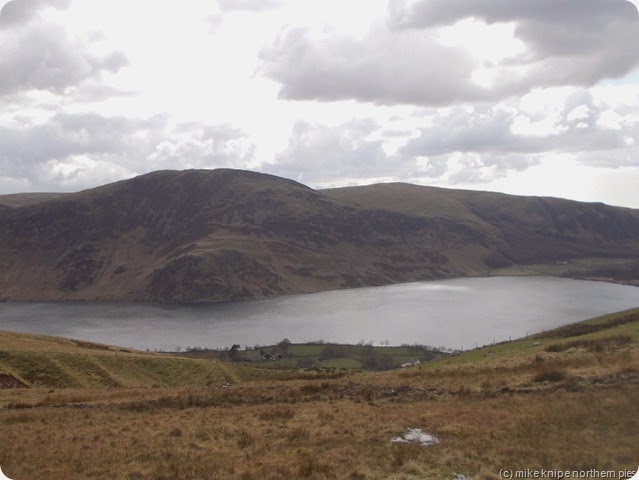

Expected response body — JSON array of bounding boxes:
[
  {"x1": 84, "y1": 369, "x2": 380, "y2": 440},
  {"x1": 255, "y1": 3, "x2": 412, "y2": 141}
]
[
  {"x1": 1, "y1": 362, "x2": 637, "y2": 479},
  {"x1": 10, "y1": 394, "x2": 638, "y2": 479},
  {"x1": 1, "y1": 312, "x2": 638, "y2": 479}
]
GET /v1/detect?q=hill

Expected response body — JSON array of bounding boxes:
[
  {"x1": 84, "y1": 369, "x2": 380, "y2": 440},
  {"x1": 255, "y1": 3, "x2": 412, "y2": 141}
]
[
  {"x1": 0, "y1": 329, "x2": 298, "y2": 389},
  {"x1": 0, "y1": 309, "x2": 637, "y2": 479},
  {"x1": 0, "y1": 192, "x2": 69, "y2": 208},
  {"x1": 324, "y1": 182, "x2": 639, "y2": 271},
  {"x1": 0, "y1": 169, "x2": 638, "y2": 303}
]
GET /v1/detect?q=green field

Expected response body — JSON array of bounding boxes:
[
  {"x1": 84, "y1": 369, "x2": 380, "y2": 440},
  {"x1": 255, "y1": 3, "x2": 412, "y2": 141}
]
[{"x1": 175, "y1": 341, "x2": 448, "y2": 371}]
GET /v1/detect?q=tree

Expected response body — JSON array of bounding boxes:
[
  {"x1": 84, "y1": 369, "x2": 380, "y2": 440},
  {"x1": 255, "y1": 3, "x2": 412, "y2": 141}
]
[
  {"x1": 278, "y1": 338, "x2": 292, "y2": 357},
  {"x1": 319, "y1": 345, "x2": 343, "y2": 361},
  {"x1": 361, "y1": 345, "x2": 394, "y2": 370},
  {"x1": 228, "y1": 344, "x2": 241, "y2": 362}
]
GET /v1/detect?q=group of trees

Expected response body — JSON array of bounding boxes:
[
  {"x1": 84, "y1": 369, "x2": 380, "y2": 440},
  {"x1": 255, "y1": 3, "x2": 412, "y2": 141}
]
[
  {"x1": 360, "y1": 344, "x2": 394, "y2": 370},
  {"x1": 224, "y1": 339, "x2": 436, "y2": 371},
  {"x1": 227, "y1": 339, "x2": 292, "y2": 362},
  {"x1": 318, "y1": 343, "x2": 394, "y2": 370}
]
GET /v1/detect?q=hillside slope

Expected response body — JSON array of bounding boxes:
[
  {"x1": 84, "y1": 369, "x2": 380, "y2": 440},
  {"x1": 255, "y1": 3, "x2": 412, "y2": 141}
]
[
  {"x1": 1, "y1": 310, "x2": 637, "y2": 479},
  {"x1": 324, "y1": 183, "x2": 639, "y2": 274},
  {"x1": 0, "y1": 169, "x2": 638, "y2": 303},
  {"x1": 0, "y1": 329, "x2": 291, "y2": 388}
]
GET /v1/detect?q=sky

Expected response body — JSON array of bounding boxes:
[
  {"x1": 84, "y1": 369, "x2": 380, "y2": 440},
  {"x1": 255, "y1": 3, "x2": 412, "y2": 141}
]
[{"x1": 1, "y1": 0, "x2": 639, "y2": 208}]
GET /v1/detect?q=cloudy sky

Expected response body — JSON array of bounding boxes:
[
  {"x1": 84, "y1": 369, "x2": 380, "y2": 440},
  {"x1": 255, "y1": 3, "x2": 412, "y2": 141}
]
[{"x1": 1, "y1": 0, "x2": 639, "y2": 207}]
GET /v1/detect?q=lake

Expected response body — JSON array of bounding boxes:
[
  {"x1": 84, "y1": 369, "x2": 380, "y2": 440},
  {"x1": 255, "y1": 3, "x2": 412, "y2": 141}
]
[{"x1": 0, "y1": 276, "x2": 638, "y2": 351}]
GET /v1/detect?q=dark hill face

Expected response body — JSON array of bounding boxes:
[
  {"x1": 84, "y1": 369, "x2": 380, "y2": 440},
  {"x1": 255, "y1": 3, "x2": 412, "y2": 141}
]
[
  {"x1": 0, "y1": 170, "x2": 638, "y2": 303},
  {"x1": 324, "y1": 183, "x2": 639, "y2": 266}
]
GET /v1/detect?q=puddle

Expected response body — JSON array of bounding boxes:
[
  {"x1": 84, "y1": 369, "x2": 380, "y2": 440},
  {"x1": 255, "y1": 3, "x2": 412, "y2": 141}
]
[{"x1": 390, "y1": 428, "x2": 439, "y2": 446}]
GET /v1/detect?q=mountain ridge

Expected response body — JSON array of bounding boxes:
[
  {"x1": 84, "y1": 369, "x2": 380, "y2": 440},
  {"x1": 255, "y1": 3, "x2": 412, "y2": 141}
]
[{"x1": 0, "y1": 168, "x2": 638, "y2": 303}]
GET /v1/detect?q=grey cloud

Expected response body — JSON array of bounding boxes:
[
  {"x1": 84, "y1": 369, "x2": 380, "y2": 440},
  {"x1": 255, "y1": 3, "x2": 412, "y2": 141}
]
[
  {"x1": 390, "y1": 0, "x2": 639, "y2": 84},
  {"x1": 404, "y1": 103, "x2": 632, "y2": 158},
  {"x1": 400, "y1": 93, "x2": 639, "y2": 182},
  {"x1": 0, "y1": 0, "x2": 69, "y2": 27},
  {"x1": 0, "y1": 113, "x2": 166, "y2": 172},
  {"x1": 150, "y1": 123, "x2": 256, "y2": 171},
  {"x1": 265, "y1": 118, "x2": 476, "y2": 186},
  {"x1": 442, "y1": 153, "x2": 535, "y2": 184},
  {"x1": 388, "y1": 0, "x2": 637, "y2": 31},
  {"x1": 0, "y1": 10, "x2": 127, "y2": 97},
  {"x1": 264, "y1": 91, "x2": 639, "y2": 190},
  {"x1": 266, "y1": 119, "x2": 400, "y2": 184},
  {"x1": 0, "y1": 113, "x2": 256, "y2": 192},
  {"x1": 260, "y1": 26, "x2": 484, "y2": 106},
  {"x1": 265, "y1": 117, "x2": 548, "y2": 188},
  {"x1": 261, "y1": 1, "x2": 639, "y2": 106},
  {"x1": 575, "y1": 145, "x2": 639, "y2": 169},
  {"x1": 403, "y1": 107, "x2": 545, "y2": 157},
  {"x1": 65, "y1": 84, "x2": 137, "y2": 103}
]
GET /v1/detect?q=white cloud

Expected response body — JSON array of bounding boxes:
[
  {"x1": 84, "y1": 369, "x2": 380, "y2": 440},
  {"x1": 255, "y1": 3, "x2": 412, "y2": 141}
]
[
  {"x1": 511, "y1": 113, "x2": 567, "y2": 137},
  {"x1": 475, "y1": 157, "x2": 639, "y2": 208},
  {"x1": 217, "y1": 0, "x2": 281, "y2": 12},
  {"x1": 566, "y1": 105, "x2": 591, "y2": 122},
  {"x1": 596, "y1": 110, "x2": 624, "y2": 130},
  {"x1": 436, "y1": 18, "x2": 526, "y2": 64}
]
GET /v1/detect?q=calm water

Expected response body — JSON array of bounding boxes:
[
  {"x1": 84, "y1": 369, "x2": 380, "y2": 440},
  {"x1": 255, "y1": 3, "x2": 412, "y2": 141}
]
[{"x1": 0, "y1": 277, "x2": 638, "y2": 351}]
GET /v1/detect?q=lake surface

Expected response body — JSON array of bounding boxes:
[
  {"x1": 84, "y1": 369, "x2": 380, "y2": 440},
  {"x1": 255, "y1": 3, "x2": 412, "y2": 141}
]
[{"x1": 1, "y1": 276, "x2": 638, "y2": 351}]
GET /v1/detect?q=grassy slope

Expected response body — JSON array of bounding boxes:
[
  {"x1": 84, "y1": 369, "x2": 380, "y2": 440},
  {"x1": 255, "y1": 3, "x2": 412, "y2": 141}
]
[
  {"x1": 324, "y1": 182, "x2": 489, "y2": 222},
  {"x1": 325, "y1": 183, "x2": 639, "y2": 283},
  {"x1": 373, "y1": 307, "x2": 639, "y2": 405},
  {"x1": 0, "y1": 330, "x2": 294, "y2": 389},
  {"x1": 0, "y1": 309, "x2": 637, "y2": 479},
  {"x1": 0, "y1": 192, "x2": 69, "y2": 208}
]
